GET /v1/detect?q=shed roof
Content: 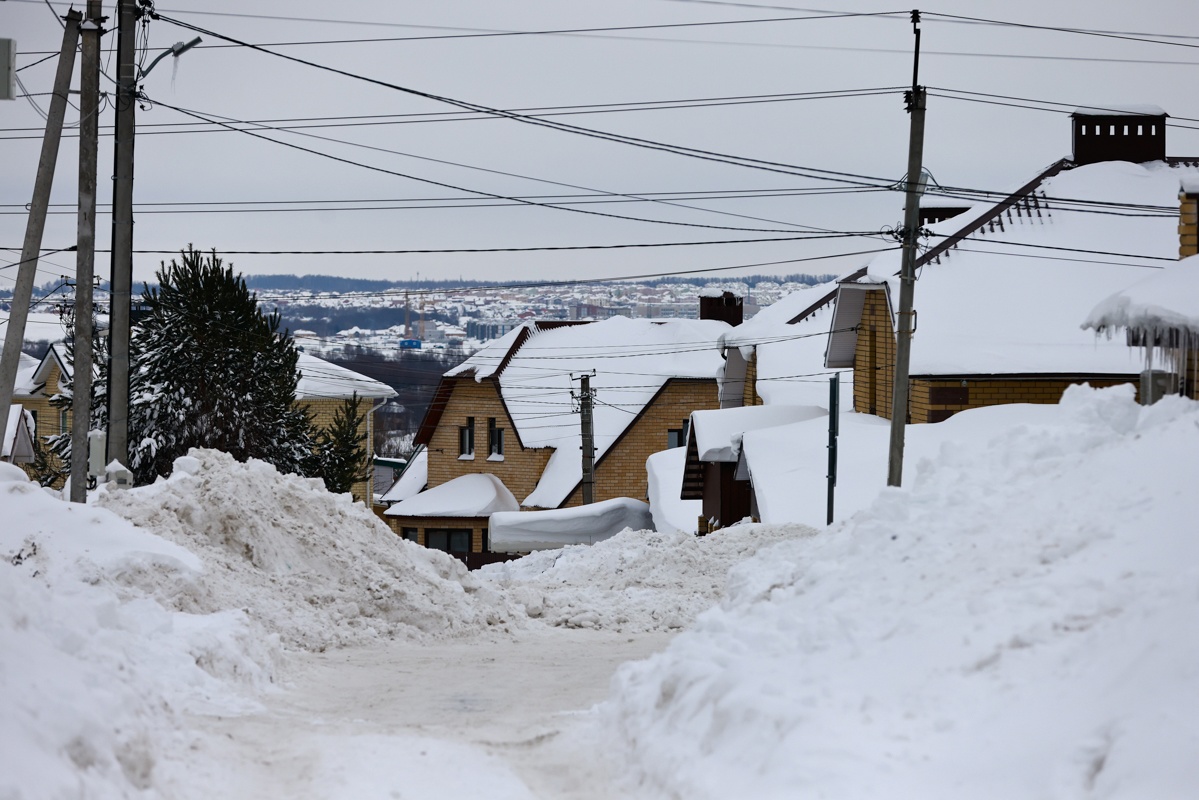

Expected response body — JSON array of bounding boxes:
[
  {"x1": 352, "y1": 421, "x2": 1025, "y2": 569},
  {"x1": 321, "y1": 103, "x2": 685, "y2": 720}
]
[{"x1": 296, "y1": 352, "x2": 396, "y2": 400}]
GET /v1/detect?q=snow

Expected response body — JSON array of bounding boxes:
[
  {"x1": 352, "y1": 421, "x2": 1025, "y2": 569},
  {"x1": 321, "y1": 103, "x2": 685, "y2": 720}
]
[
  {"x1": 691, "y1": 403, "x2": 826, "y2": 462},
  {"x1": 606, "y1": 385, "x2": 1199, "y2": 799},
  {"x1": 378, "y1": 446, "x2": 428, "y2": 503},
  {"x1": 99, "y1": 450, "x2": 522, "y2": 650},
  {"x1": 384, "y1": 471, "x2": 519, "y2": 518},
  {"x1": 489, "y1": 497, "x2": 654, "y2": 553},
  {"x1": 295, "y1": 351, "x2": 396, "y2": 399},
  {"x1": 852, "y1": 159, "x2": 1198, "y2": 375},
  {"x1": 3, "y1": 404, "x2": 34, "y2": 461},
  {"x1": 480, "y1": 524, "x2": 812, "y2": 632},
  {"x1": 8, "y1": 370, "x2": 1199, "y2": 796},
  {"x1": 646, "y1": 446, "x2": 699, "y2": 534},
  {"x1": 1083, "y1": 253, "x2": 1199, "y2": 336}
]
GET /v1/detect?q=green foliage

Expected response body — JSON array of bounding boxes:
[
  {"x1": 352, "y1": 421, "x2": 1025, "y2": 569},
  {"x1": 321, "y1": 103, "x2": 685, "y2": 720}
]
[
  {"x1": 315, "y1": 393, "x2": 370, "y2": 495},
  {"x1": 127, "y1": 246, "x2": 315, "y2": 483}
]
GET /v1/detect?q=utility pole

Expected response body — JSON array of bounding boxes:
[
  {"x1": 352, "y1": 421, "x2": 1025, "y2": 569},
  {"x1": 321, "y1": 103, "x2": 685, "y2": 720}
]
[
  {"x1": 886, "y1": 9, "x2": 927, "y2": 488},
  {"x1": 70, "y1": 1, "x2": 103, "y2": 502},
  {"x1": 574, "y1": 371, "x2": 596, "y2": 504},
  {"x1": 0, "y1": 10, "x2": 80, "y2": 458},
  {"x1": 826, "y1": 375, "x2": 839, "y2": 525},
  {"x1": 107, "y1": 0, "x2": 138, "y2": 469}
]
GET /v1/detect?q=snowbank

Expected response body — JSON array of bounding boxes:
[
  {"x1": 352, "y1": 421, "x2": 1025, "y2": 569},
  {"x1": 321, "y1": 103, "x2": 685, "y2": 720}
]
[
  {"x1": 607, "y1": 385, "x2": 1199, "y2": 798},
  {"x1": 1, "y1": 464, "x2": 274, "y2": 800},
  {"x1": 98, "y1": 450, "x2": 522, "y2": 651},
  {"x1": 480, "y1": 524, "x2": 815, "y2": 632},
  {"x1": 489, "y1": 498, "x2": 653, "y2": 553}
]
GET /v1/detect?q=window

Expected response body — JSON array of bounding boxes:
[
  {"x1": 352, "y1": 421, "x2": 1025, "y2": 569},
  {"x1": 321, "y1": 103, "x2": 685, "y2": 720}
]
[
  {"x1": 425, "y1": 528, "x2": 471, "y2": 555},
  {"x1": 667, "y1": 419, "x2": 690, "y2": 449},
  {"x1": 402, "y1": 528, "x2": 419, "y2": 543},
  {"x1": 488, "y1": 417, "x2": 504, "y2": 457},
  {"x1": 458, "y1": 416, "x2": 475, "y2": 457},
  {"x1": 59, "y1": 409, "x2": 68, "y2": 434}
]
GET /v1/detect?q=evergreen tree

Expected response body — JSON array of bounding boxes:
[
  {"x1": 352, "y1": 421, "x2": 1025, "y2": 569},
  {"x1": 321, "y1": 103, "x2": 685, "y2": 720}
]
[
  {"x1": 315, "y1": 392, "x2": 370, "y2": 495},
  {"x1": 126, "y1": 246, "x2": 315, "y2": 483}
]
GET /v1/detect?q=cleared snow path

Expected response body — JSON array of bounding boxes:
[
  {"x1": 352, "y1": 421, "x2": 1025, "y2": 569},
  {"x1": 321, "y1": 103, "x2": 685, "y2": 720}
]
[{"x1": 163, "y1": 629, "x2": 674, "y2": 799}]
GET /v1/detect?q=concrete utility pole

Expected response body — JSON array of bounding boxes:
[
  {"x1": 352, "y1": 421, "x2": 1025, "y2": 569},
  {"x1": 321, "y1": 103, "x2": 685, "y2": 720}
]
[
  {"x1": 886, "y1": 9, "x2": 927, "y2": 488},
  {"x1": 107, "y1": 0, "x2": 138, "y2": 469},
  {"x1": 70, "y1": 1, "x2": 104, "y2": 503},
  {"x1": 575, "y1": 371, "x2": 596, "y2": 504},
  {"x1": 0, "y1": 10, "x2": 81, "y2": 458}
]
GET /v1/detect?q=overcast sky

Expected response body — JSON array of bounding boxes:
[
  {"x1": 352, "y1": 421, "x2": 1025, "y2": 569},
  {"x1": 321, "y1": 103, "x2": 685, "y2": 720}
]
[{"x1": 3, "y1": 0, "x2": 1197, "y2": 288}]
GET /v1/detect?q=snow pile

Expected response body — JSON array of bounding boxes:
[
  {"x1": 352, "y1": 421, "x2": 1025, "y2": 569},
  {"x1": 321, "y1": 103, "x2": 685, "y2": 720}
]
[
  {"x1": 607, "y1": 385, "x2": 1199, "y2": 798},
  {"x1": 98, "y1": 450, "x2": 522, "y2": 651},
  {"x1": 480, "y1": 523, "x2": 815, "y2": 632},
  {"x1": 0, "y1": 461, "x2": 273, "y2": 800}
]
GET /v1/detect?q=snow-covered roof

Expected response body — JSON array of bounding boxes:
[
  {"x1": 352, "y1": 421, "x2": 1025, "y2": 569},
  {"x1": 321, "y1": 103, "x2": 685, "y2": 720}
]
[
  {"x1": 13, "y1": 353, "x2": 39, "y2": 395},
  {"x1": 1082, "y1": 254, "x2": 1199, "y2": 337},
  {"x1": 690, "y1": 404, "x2": 827, "y2": 462},
  {"x1": 447, "y1": 316, "x2": 729, "y2": 508},
  {"x1": 296, "y1": 352, "x2": 396, "y2": 400},
  {"x1": 832, "y1": 159, "x2": 1198, "y2": 376},
  {"x1": 721, "y1": 277, "x2": 858, "y2": 406},
  {"x1": 384, "y1": 472, "x2": 518, "y2": 518},
  {"x1": 489, "y1": 498, "x2": 653, "y2": 553},
  {"x1": 3, "y1": 405, "x2": 35, "y2": 463},
  {"x1": 379, "y1": 448, "x2": 427, "y2": 504}
]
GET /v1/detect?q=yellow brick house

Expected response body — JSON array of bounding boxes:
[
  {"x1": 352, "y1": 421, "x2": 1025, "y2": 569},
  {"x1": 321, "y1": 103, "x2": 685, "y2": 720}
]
[{"x1": 385, "y1": 314, "x2": 732, "y2": 560}]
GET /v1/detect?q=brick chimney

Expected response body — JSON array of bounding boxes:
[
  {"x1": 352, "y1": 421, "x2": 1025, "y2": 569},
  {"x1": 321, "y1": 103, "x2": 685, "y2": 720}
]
[
  {"x1": 698, "y1": 291, "x2": 743, "y2": 326},
  {"x1": 1071, "y1": 106, "x2": 1167, "y2": 166},
  {"x1": 1181, "y1": 178, "x2": 1199, "y2": 259}
]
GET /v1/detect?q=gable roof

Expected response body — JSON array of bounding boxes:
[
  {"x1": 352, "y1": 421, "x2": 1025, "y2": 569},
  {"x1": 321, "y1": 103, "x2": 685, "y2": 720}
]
[{"x1": 827, "y1": 158, "x2": 1199, "y2": 376}]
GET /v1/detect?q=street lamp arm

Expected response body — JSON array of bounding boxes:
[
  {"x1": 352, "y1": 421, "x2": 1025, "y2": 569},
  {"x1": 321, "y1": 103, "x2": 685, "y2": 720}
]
[{"x1": 139, "y1": 36, "x2": 201, "y2": 79}]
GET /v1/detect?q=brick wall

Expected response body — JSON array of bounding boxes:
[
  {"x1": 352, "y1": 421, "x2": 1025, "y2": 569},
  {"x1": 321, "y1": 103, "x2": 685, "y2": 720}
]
[
  {"x1": 852, "y1": 288, "x2": 895, "y2": 416},
  {"x1": 1181, "y1": 190, "x2": 1198, "y2": 259},
  {"x1": 910, "y1": 377, "x2": 1138, "y2": 422},
  {"x1": 559, "y1": 378, "x2": 719, "y2": 507},
  {"x1": 305, "y1": 396, "x2": 375, "y2": 503},
  {"x1": 743, "y1": 354, "x2": 763, "y2": 406},
  {"x1": 383, "y1": 515, "x2": 488, "y2": 553},
  {"x1": 425, "y1": 378, "x2": 552, "y2": 502}
]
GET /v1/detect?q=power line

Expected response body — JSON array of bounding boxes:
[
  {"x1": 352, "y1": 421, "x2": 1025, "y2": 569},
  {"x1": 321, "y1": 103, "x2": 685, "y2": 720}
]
[{"x1": 923, "y1": 11, "x2": 1199, "y2": 51}]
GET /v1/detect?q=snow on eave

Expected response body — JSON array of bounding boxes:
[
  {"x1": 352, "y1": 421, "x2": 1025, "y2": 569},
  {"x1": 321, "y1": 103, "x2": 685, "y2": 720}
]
[
  {"x1": 295, "y1": 352, "x2": 396, "y2": 400},
  {"x1": 379, "y1": 447, "x2": 427, "y2": 504},
  {"x1": 1082, "y1": 255, "x2": 1199, "y2": 338},
  {"x1": 384, "y1": 472, "x2": 518, "y2": 518},
  {"x1": 689, "y1": 404, "x2": 828, "y2": 462}
]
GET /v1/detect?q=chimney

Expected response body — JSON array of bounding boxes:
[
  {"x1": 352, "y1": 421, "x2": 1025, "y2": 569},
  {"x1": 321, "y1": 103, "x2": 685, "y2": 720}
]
[
  {"x1": 1071, "y1": 106, "x2": 1167, "y2": 166},
  {"x1": 1181, "y1": 178, "x2": 1199, "y2": 259},
  {"x1": 698, "y1": 290, "x2": 743, "y2": 326}
]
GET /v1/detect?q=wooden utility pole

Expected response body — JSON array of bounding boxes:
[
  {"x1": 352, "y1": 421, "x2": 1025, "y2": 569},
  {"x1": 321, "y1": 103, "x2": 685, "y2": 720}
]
[
  {"x1": 575, "y1": 372, "x2": 596, "y2": 504},
  {"x1": 886, "y1": 9, "x2": 927, "y2": 488},
  {"x1": 0, "y1": 10, "x2": 80, "y2": 458},
  {"x1": 107, "y1": 0, "x2": 138, "y2": 469},
  {"x1": 69, "y1": 1, "x2": 103, "y2": 502}
]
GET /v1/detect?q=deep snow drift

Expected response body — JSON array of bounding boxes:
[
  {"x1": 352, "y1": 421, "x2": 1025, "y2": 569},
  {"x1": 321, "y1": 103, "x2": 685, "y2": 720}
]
[
  {"x1": 607, "y1": 385, "x2": 1199, "y2": 799},
  {"x1": 97, "y1": 450, "x2": 522, "y2": 651}
]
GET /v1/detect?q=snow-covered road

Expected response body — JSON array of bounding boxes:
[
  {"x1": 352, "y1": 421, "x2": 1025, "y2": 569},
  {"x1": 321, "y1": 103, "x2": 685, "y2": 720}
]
[{"x1": 166, "y1": 630, "x2": 674, "y2": 800}]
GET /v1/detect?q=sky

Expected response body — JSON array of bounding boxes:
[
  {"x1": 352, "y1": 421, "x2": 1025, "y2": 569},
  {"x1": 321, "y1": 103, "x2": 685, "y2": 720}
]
[{"x1": 2, "y1": 0, "x2": 1197, "y2": 288}]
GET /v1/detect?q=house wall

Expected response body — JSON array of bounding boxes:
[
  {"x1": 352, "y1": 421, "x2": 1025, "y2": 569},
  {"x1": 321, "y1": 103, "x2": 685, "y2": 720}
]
[
  {"x1": 559, "y1": 378, "x2": 719, "y2": 507},
  {"x1": 384, "y1": 515, "x2": 488, "y2": 554},
  {"x1": 425, "y1": 378, "x2": 552, "y2": 502},
  {"x1": 743, "y1": 353, "x2": 763, "y2": 406},
  {"x1": 305, "y1": 397, "x2": 374, "y2": 503},
  {"x1": 852, "y1": 288, "x2": 895, "y2": 417},
  {"x1": 16, "y1": 362, "x2": 69, "y2": 483},
  {"x1": 1182, "y1": 190, "x2": 1198, "y2": 259}
]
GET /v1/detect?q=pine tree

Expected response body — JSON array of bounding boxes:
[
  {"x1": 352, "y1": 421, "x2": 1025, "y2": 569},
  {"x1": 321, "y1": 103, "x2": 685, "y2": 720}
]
[
  {"x1": 126, "y1": 246, "x2": 315, "y2": 483},
  {"x1": 315, "y1": 392, "x2": 370, "y2": 495}
]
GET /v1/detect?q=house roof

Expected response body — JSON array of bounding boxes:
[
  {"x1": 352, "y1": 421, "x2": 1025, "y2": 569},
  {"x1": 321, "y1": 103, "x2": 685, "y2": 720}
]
[
  {"x1": 688, "y1": 404, "x2": 827, "y2": 463},
  {"x1": 827, "y1": 158, "x2": 1199, "y2": 376},
  {"x1": 433, "y1": 316, "x2": 730, "y2": 508},
  {"x1": 3, "y1": 405, "x2": 35, "y2": 463},
  {"x1": 295, "y1": 352, "x2": 396, "y2": 400},
  {"x1": 384, "y1": 472, "x2": 518, "y2": 518},
  {"x1": 720, "y1": 272, "x2": 864, "y2": 406},
  {"x1": 1083, "y1": 254, "x2": 1199, "y2": 338}
]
